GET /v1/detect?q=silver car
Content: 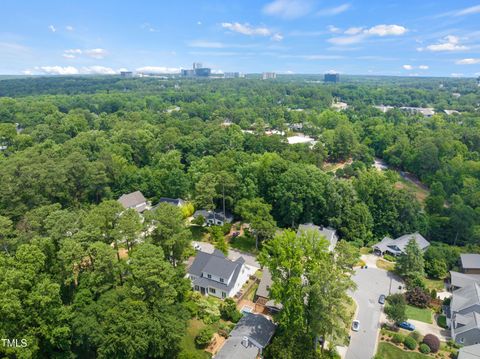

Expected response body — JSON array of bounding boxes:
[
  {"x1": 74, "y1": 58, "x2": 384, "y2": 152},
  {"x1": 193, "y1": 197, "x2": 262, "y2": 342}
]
[{"x1": 352, "y1": 320, "x2": 360, "y2": 331}]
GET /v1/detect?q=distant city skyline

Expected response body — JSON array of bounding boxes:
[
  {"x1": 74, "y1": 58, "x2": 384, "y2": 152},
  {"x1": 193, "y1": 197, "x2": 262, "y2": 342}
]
[{"x1": 0, "y1": 0, "x2": 480, "y2": 77}]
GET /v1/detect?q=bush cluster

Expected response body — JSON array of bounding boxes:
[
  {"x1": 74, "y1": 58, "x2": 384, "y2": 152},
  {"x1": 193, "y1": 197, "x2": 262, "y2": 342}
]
[
  {"x1": 423, "y1": 334, "x2": 440, "y2": 353},
  {"x1": 403, "y1": 336, "x2": 417, "y2": 350}
]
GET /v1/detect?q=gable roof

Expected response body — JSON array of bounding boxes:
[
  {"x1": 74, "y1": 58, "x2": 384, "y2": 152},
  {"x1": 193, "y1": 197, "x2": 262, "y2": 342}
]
[
  {"x1": 453, "y1": 311, "x2": 480, "y2": 337},
  {"x1": 450, "y1": 271, "x2": 480, "y2": 290},
  {"x1": 459, "y1": 344, "x2": 480, "y2": 359},
  {"x1": 451, "y1": 282, "x2": 480, "y2": 313},
  {"x1": 118, "y1": 191, "x2": 147, "y2": 212},
  {"x1": 188, "y1": 250, "x2": 245, "y2": 292},
  {"x1": 215, "y1": 314, "x2": 276, "y2": 359},
  {"x1": 461, "y1": 254, "x2": 480, "y2": 270},
  {"x1": 373, "y1": 233, "x2": 429, "y2": 255},
  {"x1": 256, "y1": 268, "x2": 272, "y2": 299},
  {"x1": 158, "y1": 197, "x2": 185, "y2": 207},
  {"x1": 297, "y1": 223, "x2": 338, "y2": 251},
  {"x1": 193, "y1": 209, "x2": 233, "y2": 223}
]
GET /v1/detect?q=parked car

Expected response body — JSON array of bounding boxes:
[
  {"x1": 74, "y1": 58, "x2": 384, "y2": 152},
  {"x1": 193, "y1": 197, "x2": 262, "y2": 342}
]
[
  {"x1": 351, "y1": 320, "x2": 360, "y2": 331},
  {"x1": 378, "y1": 294, "x2": 386, "y2": 304},
  {"x1": 398, "y1": 321, "x2": 415, "y2": 331}
]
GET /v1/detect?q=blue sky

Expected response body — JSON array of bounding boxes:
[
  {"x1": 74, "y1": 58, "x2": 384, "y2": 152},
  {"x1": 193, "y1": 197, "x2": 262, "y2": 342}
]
[{"x1": 1, "y1": 0, "x2": 480, "y2": 76}]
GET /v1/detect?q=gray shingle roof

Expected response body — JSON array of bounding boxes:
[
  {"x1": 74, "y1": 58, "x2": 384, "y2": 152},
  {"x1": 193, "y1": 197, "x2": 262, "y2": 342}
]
[
  {"x1": 158, "y1": 197, "x2": 185, "y2": 207},
  {"x1": 214, "y1": 314, "x2": 276, "y2": 359},
  {"x1": 188, "y1": 250, "x2": 245, "y2": 292},
  {"x1": 373, "y1": 233, "x2": 429, "y2": 255},
  {"x1": 451, "y1": 282, "x2": 480, "y2": 313},
  {"x1": 453, "y1": 311, "x2": 480, "y2": 336},
  {"x1": 256, "y1": 268, "x2": 272, "y2": 299},
  {"x1": 297, "y1": 223, "x2": 338, "y2": 251},
  {"x1": 193, "y1": 209, "x2": 233, "y2": 223},
  {"x1": 450, "y1": 271, "x2": 480, "y2": 289},
  {"x1": 459, "y1": 344, "x2": 480, "y2": 359},
  {"x1": 461, "y1": 254, "x2": 480, "y2": 270},
  {"x1": 118, "y1": 191, "x2": 147, "y2": 212}
]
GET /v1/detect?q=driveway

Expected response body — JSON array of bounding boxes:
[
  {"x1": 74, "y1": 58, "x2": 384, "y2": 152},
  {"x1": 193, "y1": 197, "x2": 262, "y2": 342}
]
[
  {"x1": 345, "y1": 268, "x2": 403, "y2": 359},
  {"x1": 192, "y1": 241, "x2": 260, "y2": 268},
  {"x1": 409, "y1": 319, "x2": 451, "y2": 341}
]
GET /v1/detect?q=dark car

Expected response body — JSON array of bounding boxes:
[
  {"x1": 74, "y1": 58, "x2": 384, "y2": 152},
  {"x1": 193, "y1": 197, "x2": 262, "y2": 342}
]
[
  {"x1": 378, "y1": 294, "x2": 386, "y2": 304},
  {"x1": 398, "y1": 321, "x2": 415, "y2": 331}
]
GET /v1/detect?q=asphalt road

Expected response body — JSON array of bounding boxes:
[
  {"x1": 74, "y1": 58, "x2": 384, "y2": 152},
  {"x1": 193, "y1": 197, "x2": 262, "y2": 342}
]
[
  {"x1": 192, "y1": 241, "x2": 260, "y2": 268},
  {"x1": 345, "y1": 267, "x2": 403, "y2": 359}
]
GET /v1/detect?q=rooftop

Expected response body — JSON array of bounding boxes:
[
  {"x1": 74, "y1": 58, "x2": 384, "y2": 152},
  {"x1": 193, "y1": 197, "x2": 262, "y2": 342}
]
[
  {"x1": 459, "y1": 344, "x2": 480, "y2": 359},
  {"x1": 214, "y1": 314, "x2": 276, "y2": 359},
  {"x1": 297, "y1": 223, "x2": 338, "y2": 251},
  {"x1": 450, "y1": 271, "x2": 480, "y2": 290},
  {"x1": 461, "y1": 254, "x2": 480, "y2": 270},
  {"x1": 373, "y1": 232, "x2": 429, "y2": 255},
  {"x1": 118, "y1": 191, "x2": 148, "y2": 212}
]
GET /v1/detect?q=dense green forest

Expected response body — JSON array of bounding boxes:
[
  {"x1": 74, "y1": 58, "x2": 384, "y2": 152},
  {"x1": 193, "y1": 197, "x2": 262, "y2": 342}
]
[{"x1": 0, "y1": 75, "x2": 479, "y2": 358}]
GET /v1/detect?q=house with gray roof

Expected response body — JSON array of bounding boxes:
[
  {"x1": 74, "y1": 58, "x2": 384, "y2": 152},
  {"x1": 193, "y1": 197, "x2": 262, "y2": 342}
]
[
  {"x1": 188, "y1": 250, "x2": 250, "y2": 299},
  {"x1": 214, "y1": 313, "x2": 276, "y2": 359},
  {"x1": 193, "y1": 209, "x2": 233, "y2": 226},
  {"x1": 297, "y1": 223, "x2": 338, "y2": 252},
  {"x1": 461, "y1": 254, "x2": 480, "y2": 274},
  {"x1": 459, "y1": 344, "x2": 480, "y2": 359},
  {"x1": 118, "y1": 191, "x2": 150, "y2": 213},
  {"x1": 450, "y1": 271, "x2": 480, "y2": 291},
  {"x1": 373, "y1": 233, "x2": 429, "y2": 256},
  {"x1": 447, "y1": 282, "x2": 480, "y2": 345}
]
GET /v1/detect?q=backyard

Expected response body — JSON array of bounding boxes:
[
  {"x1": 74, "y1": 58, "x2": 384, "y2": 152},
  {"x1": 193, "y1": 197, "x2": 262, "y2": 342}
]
[
  {"x1": 180, "y1": 319, "x2": 212, "y2": 359},
  {"x1": 406, "y1": 305, "x2": 433, "y2": 324}
]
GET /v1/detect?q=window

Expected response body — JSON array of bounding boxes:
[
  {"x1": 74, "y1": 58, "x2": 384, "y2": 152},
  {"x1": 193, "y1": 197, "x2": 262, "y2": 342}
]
[
  {"x1": 194, "y1": 285, "x2": 199, "y2": 291},
  {"x1": 222, "y1": 292, "x2": 226, "y2": 298},
  {"x1": 220, "y1": 278, "x2": 224, "y2": 283},
  {"x1": 459, "y1": 338, "x2": 465, "y2": 344},
  {"x1": 209, "y1": 288, "x2": 216, "y2": 294},
  {"x1": 207, "y1": 274, "x2": 212, "y2": 279}
]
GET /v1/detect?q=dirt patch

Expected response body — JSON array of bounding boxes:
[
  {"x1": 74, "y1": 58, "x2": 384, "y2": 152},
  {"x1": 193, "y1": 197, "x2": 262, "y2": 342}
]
[{"x1": 205, "y1": 333, "x2": 226, "y2": 356}]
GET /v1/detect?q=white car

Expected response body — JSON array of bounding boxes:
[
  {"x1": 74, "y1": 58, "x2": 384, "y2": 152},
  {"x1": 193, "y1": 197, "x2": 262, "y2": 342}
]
[{"x1": 351, "y1": 320, "x2": 360, "y2": 332}]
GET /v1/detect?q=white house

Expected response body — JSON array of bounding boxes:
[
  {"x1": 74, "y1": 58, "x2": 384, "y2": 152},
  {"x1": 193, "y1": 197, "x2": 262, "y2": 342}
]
[{"x1": 187, "y1": 250, "x2": 254, "y2": 299}]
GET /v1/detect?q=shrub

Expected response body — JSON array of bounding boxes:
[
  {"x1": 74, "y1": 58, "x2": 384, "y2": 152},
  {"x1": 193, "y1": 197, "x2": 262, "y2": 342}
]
[
  {"x1": 423, "y1": 334, "x2": 440, "y2": 353},
  {"x1": 220, "y1": 298, "x2": 242, "y2": 322},
  {"x1": 406, "y1": 287, "x2": 430, "y2": 308},
  {"x1": 419, "y1": 343, "x2": 431, "y2": 354},
  {"x1": 409, "y1": 331, "x2": 422, "y2": 342},
  {"x1": 392, "y1": 333, "x2": 404, "y2": 344},
  {"x1": 184, "y1": 301, "x2": 199, "y2": 317},
  {"x1": 406, "y1": 275, "x2": 426, "y2": 290},
  {"x1": 195, "y1": 327, "x2": 214, "y2": 348},
  {"x1": 404, "y1": 336, "x2": 417, "y2": 350},
  {"x1": 384, "y1": 254, "x2": 396, "y2": 262},
  {"x1": 431, "y1": 289, "x2": 438, "y2": 299},
  {"x1": 192, "y1": 215, "x2": 205, "y2": 226},
  {"x1": 437, "y1": 315, "x2": 447, "y2": 328}
]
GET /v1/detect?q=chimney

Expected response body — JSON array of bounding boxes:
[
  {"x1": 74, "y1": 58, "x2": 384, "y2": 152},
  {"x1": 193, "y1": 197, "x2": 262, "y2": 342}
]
[{"x1": 241, "y1": 336, "x2": 249, "y2": 347}]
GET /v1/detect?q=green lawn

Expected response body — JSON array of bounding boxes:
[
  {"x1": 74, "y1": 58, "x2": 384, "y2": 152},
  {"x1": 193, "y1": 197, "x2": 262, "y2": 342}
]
[
  {"x1": 229, "y1": 234, "x2": 257, "y2": 254},
  {"x1": 189, "y1": 226, "x2": 209, "y2": 242},
  {"x1": 424, "y1": 278, "x2": 445, "y2": 291},
  {"x1": 179, "y1": 319, "x2": 212, "y2": 359},
  {"x1": 360, "y1": 247, "x2": 372, "y2": 255},
  {"x1": 406, "y1": 305, "x2": 433, "y2": 324},
  {"x1": 377, "y1": 342, "x2": 429, "y2": 359},
  {"x1": 376, "y1": 259, "x2": 395, "y2": 271}
]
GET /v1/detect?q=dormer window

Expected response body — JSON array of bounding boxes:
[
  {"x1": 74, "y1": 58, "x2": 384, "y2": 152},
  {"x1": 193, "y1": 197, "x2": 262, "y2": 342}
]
[
  {"x1": 220, "y1": 278, "x2": 224, "y2": 283},
  {"x1": 207, "y1": 274, "x2": 212, "y2": 279}
]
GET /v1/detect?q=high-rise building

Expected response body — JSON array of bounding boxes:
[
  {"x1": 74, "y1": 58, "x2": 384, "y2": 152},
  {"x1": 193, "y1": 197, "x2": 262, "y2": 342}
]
[
  {"x1": 193, "y1": 62, "x2": 203, "y2": 70},
  {"x1": 224, "y1": 72, "x2": 243, "y2": 78},
  {"x1": 262, "y1": 72, "x2": 276, "y2": 80},
  {"x1": 194, "y1": 67, "x2": 211, "y2": 77},
  {"x1": 324, "y1": 73, "x2": 339, "y2": 83},
  {"x1": 120, "y1": 71, "x2": 133, "y2": 78}
]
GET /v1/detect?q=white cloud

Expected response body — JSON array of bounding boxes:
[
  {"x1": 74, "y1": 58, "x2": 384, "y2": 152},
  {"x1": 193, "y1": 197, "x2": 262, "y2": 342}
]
[
  {"x1": 327, "y1": 25, "x2": 342, "y2": 33},
  {"x1": 34, "y1": 66, "x2": 79, "y2": 75},
  {"x1": 141, "y1": 23, "x2": 158, "y2": 32},
  {"x1": 365, "y1": 24, "x2": 407, "y2": 36},
  {"x1": 263, "y1": 0, "x2": 313, "y2": 19},
  {"x1": 221, "y1": 22, "x2": 282, "y2": 41},
  {"x1": 82, "y1": 66, "x2": 116, "y2": 74},
  {"x1": 65, "y1": 25, "x2": 74, "y2": 31},
  {"x1": 84, "y1": 48, "x2": 108, "y2": 59},
  {"x1": 419, "y1": 65, "x2": 429, "y2": 70},
  {"x1": 455, "y1": 5, "x2": 480, "y2": 16},
  {"x1": 197, "y1": 21, "x2": 202, "y2": 25},
  {"x1": 222, "y1": 22, "x2": 271, "y2": 36},
  {"x1": 271, "y1": 33, "x2": 284, "y2": 41},
  {"x1": 136, "y1": 66, "x2": 181, "y2": 74},
  {"x1": 29, "y1": 65, "x2": 118, "y2": 75},
  {"x1": 344, "y1": 27, "x2": 364, "y2": 35},
  {"x1": 48, "y1": 25, "x2": 56, "y2": 33},
  {"x1": 456, "y1": 58, "x2": 480, "y2": 65},
  {"x1": 420, "y1": 35, "x2": 468, "y2": 52},
  {"x1": 328, "y1": 24, "x2": 407, "y2": 45},
  {"x1": 403, "y1": 64, "x2": 413, "y2": 70},
  {"x1": 317, "y1": 3, "x2": 351, "y2": 16}
]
